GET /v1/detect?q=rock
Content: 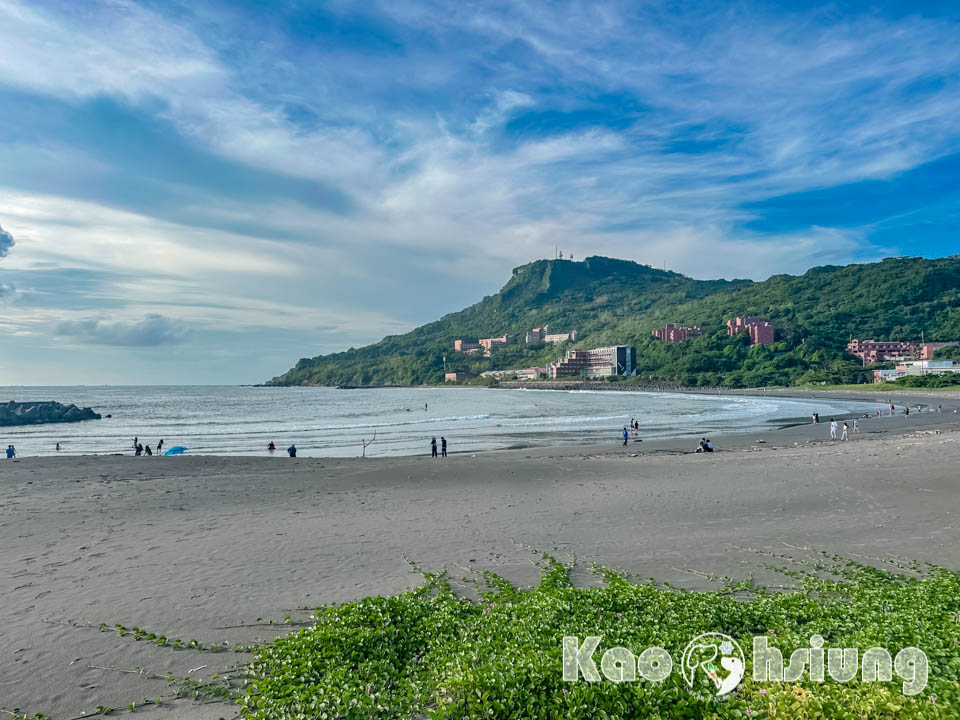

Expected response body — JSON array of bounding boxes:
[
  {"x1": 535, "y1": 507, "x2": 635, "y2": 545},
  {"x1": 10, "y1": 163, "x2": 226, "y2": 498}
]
[{"x1": 0, "y1": 401, "x2": 102, "y2": 427}]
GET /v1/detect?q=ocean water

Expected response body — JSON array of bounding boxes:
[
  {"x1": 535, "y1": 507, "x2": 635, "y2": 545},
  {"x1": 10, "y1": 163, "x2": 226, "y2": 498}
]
[{"x1": 0, "y1": 386, "x2": 879, "y2": 458}]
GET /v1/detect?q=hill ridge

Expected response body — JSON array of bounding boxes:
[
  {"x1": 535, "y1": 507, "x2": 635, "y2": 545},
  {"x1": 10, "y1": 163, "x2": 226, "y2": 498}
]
[{"x1": 269, "y1": 255, "x2": 960, "y2": 387}]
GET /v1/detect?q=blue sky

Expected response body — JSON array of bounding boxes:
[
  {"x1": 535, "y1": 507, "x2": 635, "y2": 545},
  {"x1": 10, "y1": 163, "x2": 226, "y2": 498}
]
[{"x1": 1, "y1": 0, "x2": 959, "y2": 384}]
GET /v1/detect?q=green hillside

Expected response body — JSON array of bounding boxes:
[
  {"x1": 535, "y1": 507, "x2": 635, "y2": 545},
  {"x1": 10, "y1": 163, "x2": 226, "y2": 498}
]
[{"x1": 268, "y1": 255, "x2": 960, "y2": 388}]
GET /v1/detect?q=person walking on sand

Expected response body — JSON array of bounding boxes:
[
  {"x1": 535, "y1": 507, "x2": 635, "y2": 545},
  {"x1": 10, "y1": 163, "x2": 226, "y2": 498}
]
[
  {"x1": 157, "y1": 439, "x2": 164, "y2": 455},
  {"x1": 889, "y1": 403, "x2": 895, "y2": 416},
  {"x1": 441, "y1": 437, "x2": 447, "y2": 457},
  {"x1": 938, "y1": 404, "x2": 943, "y2": 414},
  {"x1": 431, "y1": 437, "x2": 438, "y2": 457},
  {"x1": 287, "y1": 444, "x2": 297, "y2": 457},
  {"x1": 5, "y1": 445, "x2": 15, "y2": 459},
  {"x1": 268, "y1": 441, "x2": 275, "y2": 452},
  {"x1": 830, "y1": 419, "x2": 838, "y2": 440},
  {"x1": 133, "y1": 436, "x2": 138, "y2": 448},
  {"x1": 853, "y1": 418, "x2": 860, "y2": 434},
  {"x1": 841, "y1": 422, "x2": 849, "y2": 441},
  {"x1": 623, "y1": 427, "x2": 629, "y2": 446}
]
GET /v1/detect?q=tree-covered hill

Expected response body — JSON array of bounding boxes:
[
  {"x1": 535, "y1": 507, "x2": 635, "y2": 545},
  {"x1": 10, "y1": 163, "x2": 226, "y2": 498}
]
[{"x1": 267, "y1": 255, "x2": 960, "y2": 388}]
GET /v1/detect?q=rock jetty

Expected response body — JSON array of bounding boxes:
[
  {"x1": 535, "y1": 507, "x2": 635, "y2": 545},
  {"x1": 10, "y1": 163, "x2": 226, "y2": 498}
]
[{"x1": 0, "y1": 401, "x2": 102, "y2": 427}]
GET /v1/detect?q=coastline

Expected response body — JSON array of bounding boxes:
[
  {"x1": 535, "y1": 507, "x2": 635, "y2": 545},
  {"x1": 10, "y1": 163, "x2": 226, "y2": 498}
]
[{"x1": 4, "y1": 391, "x2": 960, "y2": 716}]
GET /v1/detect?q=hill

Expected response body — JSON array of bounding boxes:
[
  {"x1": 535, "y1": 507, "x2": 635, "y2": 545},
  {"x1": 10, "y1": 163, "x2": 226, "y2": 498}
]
[{"x1": 267, "y1": 255, "x2": 960, "y2": 388}]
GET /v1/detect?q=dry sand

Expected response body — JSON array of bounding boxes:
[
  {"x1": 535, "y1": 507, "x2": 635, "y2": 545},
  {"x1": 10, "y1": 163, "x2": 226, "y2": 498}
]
[{"x1": 3, "y1": 390, "x2": 960, "y2": 718}]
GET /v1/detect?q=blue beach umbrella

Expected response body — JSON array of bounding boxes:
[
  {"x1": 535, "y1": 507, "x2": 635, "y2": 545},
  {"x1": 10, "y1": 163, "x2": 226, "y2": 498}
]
[{"x1": 163, "y1": 446, "x2": 187, "y2": 456}]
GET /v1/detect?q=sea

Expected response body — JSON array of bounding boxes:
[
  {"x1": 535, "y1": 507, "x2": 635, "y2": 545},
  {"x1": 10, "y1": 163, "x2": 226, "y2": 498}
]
[{"x1": 0, "y1": 385, "x2": 883, "y2": 458}]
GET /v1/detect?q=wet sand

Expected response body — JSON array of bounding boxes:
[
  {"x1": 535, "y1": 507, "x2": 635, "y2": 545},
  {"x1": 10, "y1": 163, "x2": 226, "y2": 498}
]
[{"x1": 2, "y1": 390, "x2": 960, "y2": 717}]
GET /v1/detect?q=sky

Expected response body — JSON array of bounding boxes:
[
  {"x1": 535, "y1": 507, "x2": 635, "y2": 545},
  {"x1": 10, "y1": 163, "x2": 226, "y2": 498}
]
[{"x1": 1, "y1": 1, "x2": 959, "y2": 384}]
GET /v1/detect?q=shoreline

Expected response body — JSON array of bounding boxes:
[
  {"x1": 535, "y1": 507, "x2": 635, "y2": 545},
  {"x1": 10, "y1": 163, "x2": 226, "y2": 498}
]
[{"x1": 7, "y1": 386, "x2": 956, "y2": 461}]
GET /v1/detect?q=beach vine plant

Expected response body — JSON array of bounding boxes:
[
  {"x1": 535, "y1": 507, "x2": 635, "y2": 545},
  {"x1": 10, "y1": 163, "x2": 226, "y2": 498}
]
[
  {"x1": 19, "y1": 554, "x2": 960, "y2": 719},
  {"x1": 232, "y1": 554, "x2": 960, "y2": 719}
]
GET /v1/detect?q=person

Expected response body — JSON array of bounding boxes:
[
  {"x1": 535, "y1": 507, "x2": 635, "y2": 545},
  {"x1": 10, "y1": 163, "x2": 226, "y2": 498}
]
[
  {"x1": 905, "y1": 406, "x2": 910, "y2": 416},
  {"x1": 830, "y1": 419, "x2": 838, "y2": 441},
  {"x1": 695, "y1": 438, "x2": 706, "y2": 453},
  {"x1": 157, "y1": 439, "x2": 164, "y2": 454},
  {"x1": 938, "y1": 404, "x2": 943, "y2": 414},
  {"x1": 889, "y1": 403, "x2": 895, "y2": 416},
  {"x1": 705, "y1": 439, "x2": 713, "y2": 452},
  {"x1": 841, "y1": 422, "x2": 849, "y2": 441},
  {"x1": 287, "y1": 444, "x2": 297, "y2": 457},
  {"x1": 876, "y1": 408, "x2": 882, "y2": 417},
  {"x1": 622, "y1": 427, "x2": 629, "y2": 446},
  {"x1": 441, "y1": 437, "x2": 448, "y2": 457},
  {"x1": 135, "y1": 443, "x2": 143, "y2": 456},
  {"x1": 5, "y1": 445, "x2": 15, "y2": 459},
  {"x1": 431, "y1": 437, "x2": 438, "y2": 457},
  {"x1": 55, "y1": 442, "x2": 61, "y2": 451},
  {"x1": 853, "y1": 418, "x2": 860, "y2": 433},
  {"x1": 134, "y1": 436, "x2": 138, "y2": 448},
  {"x1": 145, "y1": 445, "x2": 153, "y2": 456},
  {"x1": 268, "y1": 441, "x2": 276, "y2": 452},
  {"x1": 425, "y1": 403, "x2": 428, "y2": 411},
  {"x1": 811, "y1": 412, "x2": 817, "y2": 424}
]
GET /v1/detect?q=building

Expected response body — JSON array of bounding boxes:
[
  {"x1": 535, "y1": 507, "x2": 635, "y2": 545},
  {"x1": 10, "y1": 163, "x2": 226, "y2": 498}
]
[
  {"x1": 873, "y1": 360, "x2": 960, "y2": 382},
  {"x1": 444, "y1": 371, "x2": 473, "y2": 382},
  {"x1": 526, "y1": 326, "x2": 578, "y2": 344},
  {"x1": 454, "y1": 335, "x2": 509, "y2": 356},
  {"x1": 847, "y1": 339, "x2": 917, "y2": 366},
  {"x1": 727, "y1": 316, "x2": 775, "y2": 346},
  {"x1": 652, "y1": 323, "x2": 702, "y2": 343},
  {"x1": 849, "y1": 340, "x2": 959, "y2": 366},
  {"x1": 480, "y1": 366, "x2": 546, "y2": 380},
  {"x1": 478, "y1": 335, "x2": 509, "y2": 354},
  {"x1": 454, "y1": 339, "x2": 482, "y2": 354},
  {"x1": 547, "y1": 346, "x2": 636, "y2": 378}
]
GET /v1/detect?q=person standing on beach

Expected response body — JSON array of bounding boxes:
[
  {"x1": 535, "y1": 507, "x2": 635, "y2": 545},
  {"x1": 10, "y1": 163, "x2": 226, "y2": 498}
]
[
  {"x1": 853, "y1": 419, "x2": 860, "y2": 433},
  {"x1": 841, "y1": 422, "x2": 849, "y2": 441},
  {"x1": 830, "y1": 419, "x2": 838, "y2": 440},
  {"x1": 431, "y1": 437, "x2": 438, "y2": 457},
  {"x1": 622, "y1": 427, "x2": 629, "y2": 446},
  {"x1": 5, "y1": 445, "x2": 15, "y2": 459},
  {"x1": 157, "y1": 439, "x2": 164, "y2": 455},
  {"x1": 55, "y1": 442, "x2": 61, "y2": 451},
  {"x1": 889, "y1": 403, "x2": 895, "y2": 416},
  {"x1": 134, "y1": 436, "x2": 138, "y2": 448},
  {"x1": 135, "y1": 443, "x2": 143, "y2": 456},
  {"x1": 441, "y1": 437, "x2": 447, "y2": 457},
  {"x1": 287, "y1": 444, "x2": 297, "y2": 457}
]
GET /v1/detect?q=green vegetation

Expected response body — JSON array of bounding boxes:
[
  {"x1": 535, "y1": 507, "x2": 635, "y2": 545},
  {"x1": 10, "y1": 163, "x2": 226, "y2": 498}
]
[
  {"x1": 239, "y1": 556, "x2": 959, "y2": 719},
  {"x1": 269, "y1": 255, "x2": 960, "y2": 388}
]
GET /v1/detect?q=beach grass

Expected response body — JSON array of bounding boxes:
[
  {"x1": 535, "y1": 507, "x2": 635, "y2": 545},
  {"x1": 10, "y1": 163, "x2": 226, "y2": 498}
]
[{"x1": 238, "y1": 556, "x2": 960, "y2": 719}]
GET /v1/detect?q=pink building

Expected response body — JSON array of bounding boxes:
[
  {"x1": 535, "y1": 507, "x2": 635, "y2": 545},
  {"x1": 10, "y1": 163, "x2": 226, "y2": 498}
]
[
  {"x1": 727, "y1": 316, "x2": 775, "y2": 346},
  {"x1": 652, "y1": 323, "x2": 702, "y2": 343},
  {"x1": 478, "y1": 335, "x2": 509, "y2": 353},
  {"x1": 846, "y1": 339, "x2": 916, "y2": 366},
  {"x1": 444, "y1": 371, "x2": 473, "y2": 382},
  {"x1": 454, "y1": 339, "x2": 481, "y2": 353}
]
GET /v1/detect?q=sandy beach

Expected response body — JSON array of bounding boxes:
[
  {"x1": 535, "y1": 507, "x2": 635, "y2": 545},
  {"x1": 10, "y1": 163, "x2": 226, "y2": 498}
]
[{"x1": 3, "y1": 389, "x2": 960, "y2": 718}]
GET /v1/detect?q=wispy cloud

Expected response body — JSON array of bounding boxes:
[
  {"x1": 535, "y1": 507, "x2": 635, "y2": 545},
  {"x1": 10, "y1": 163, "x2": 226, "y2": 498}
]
[{"x1": 0, "y1": 0, "x2": 958, "y2": 381}]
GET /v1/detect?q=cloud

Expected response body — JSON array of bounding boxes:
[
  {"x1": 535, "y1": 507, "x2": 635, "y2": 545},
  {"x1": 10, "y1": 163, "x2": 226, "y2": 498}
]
[
  {"x1": 55, "y1": 313, "x2": 189, "y2": 346},
  {"x1": 0, "y1": 222, "x2": 13, "y2": 257}
]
